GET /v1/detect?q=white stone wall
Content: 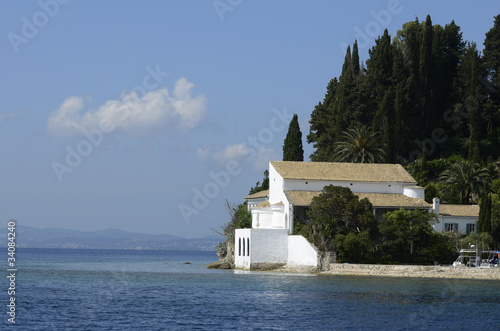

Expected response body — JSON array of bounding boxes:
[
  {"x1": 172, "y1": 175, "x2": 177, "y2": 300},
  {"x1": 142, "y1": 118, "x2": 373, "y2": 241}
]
[
  {"x1": 287, "y1": 235, "x2": 318, "y2": 267},
  {"x1": 283, "y1": 179, "x2": 406, "y2": 194},
  {"x1": 234, "y1": 228, "x2": 289, "y2": 270},
  {"x1": 271, "y1": 204, "x2": 285, "y2": 228},
  {"x1": 403, "y1": 186, "x2": 425, "y2": 199},
  {"x1": 269, "y1": 163, "x2": 293, "y2": 232},
  {"x1": 251, "y1": 208, "x2": 273, "y2": 229},
  {"x1": 269, "y1": 163, "x2": 286, "y2": 204},
  {"x1": 246, "y1": 197, "x2": 268, "y2": 210},
  {"x1": 234, "y1": 229, "x2": 251, "y2": 269},
  {"x1": 435, "y1": 216, "x2": 478, "y2": 234},
  {"x1": 250, "y1": 229, "x2": 288, "y2": 264}
]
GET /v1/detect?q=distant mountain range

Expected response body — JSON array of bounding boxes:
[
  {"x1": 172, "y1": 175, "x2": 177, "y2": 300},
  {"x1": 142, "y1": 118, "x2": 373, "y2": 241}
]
[{"x1": 0, "y1": 225, "x2": 221, "y2": 251}]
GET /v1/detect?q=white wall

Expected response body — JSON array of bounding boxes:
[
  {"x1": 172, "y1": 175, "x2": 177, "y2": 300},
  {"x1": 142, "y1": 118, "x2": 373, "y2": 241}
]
[
  {"x1": 250, "y1": 229, "x2": 288, "y2": 264},
  {"x1": 271, "y1": 204, "x2": 285, "y2": 228},
  {"x1": 287, "y1": 235, "x2": 318, "y2": 267},
  {"x1": 234, "y1": 229, "x2": 251, "y2": 269},
  {"x1": 251, "y1": 208, "x2": 273, "y2": 229},
  {"x1": 234, "y1": 229, "x2": 289, "y2": 269},
  {"x1": 269, "y1": 163, "x2": 293, "y2": 232},
  {"x1": 434, "y1": 216, "x2": 478, "y2": 234},
  {"x1": 283, "y1": 179, "x2": 406, "y2": 194},
  {"x1": 403, "y1": 186, "x2": 425, "y2": 199},
  {"x1": 246, "y1": 197, "x2": 268, "y2": 210},
  {"x1": 269, "y1": 163, "x2": 286, "y2": 204}
]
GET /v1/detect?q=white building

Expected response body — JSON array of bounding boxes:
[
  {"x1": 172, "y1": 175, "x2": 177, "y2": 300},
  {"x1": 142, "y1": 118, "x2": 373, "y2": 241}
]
[{"x1": 235, "y1": 161, "x2": 479, "y2": 270}]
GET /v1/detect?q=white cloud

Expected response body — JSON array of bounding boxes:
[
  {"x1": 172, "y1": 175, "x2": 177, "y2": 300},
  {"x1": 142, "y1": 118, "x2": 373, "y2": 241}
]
[
  {"x1": 198, "y1": 143, "x2": 278, "y2": 170},
  {"x1": 47, "y1": 77, "x2": 208, "y2": 136},
  {"x1": 0, "y1": 109, "x2": 26, "y2": 125},
  {"x1": 213, "y1": 143, "x2": 248, "y2": 162},
  {"x1": 196, "y1": 147, "x2": 211, "y2": 162},
  {"x1": 253, "y1": 147, "x2": 279, "y2": 170}
]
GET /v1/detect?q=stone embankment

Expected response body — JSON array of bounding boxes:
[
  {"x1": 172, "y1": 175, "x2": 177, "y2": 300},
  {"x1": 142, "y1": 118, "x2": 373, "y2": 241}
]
[{"x1": 322, "y1": 263, "x2": 500, "y2": 280}]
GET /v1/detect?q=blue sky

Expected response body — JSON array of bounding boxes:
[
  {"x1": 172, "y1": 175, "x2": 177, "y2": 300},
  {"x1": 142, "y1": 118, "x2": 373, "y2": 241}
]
[{"x1": 1, "y1": 0, "x2": 499, "y2": 238}]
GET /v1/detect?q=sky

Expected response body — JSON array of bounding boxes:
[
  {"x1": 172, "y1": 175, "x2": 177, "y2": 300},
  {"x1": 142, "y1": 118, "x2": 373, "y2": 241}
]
[{"x1": 1, "y1": 0, "x2": 499, "y2": 238}]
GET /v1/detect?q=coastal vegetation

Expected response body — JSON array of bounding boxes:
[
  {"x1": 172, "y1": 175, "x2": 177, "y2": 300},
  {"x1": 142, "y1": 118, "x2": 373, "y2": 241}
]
[
  {"x1": 282, "y1": 114, "x2": 304, "y2": 162},
  {"x1": 221, "y1": 14, "x2": 500, "y2": 266},
  {"x1": 216, "y1": 201, "x2": 251, "y2": 262},
  {"x1": 300, "y1": 14, "x2": 500, "y2": 262},
  {"x1": 295, "y1": 185, "x2": 456, "y2": 265}
]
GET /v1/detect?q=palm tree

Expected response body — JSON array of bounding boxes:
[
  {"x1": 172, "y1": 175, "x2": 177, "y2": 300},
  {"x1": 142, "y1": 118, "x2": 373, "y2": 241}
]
[
  {"x1": 440, "y1": 161, "x2": 488, "y2": 204},
  {"x1": 333, "y1": 126, "x2": 386, "y2": 163},
  {"x1": 483, "y1": 163, "x2": 499, "y2": 193}
]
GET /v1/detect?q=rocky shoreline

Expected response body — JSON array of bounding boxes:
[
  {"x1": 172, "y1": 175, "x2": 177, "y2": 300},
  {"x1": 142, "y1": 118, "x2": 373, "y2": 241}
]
[
  {"x1": 207, "y1": 259, "x2": 500, "y2": 280},
  {"x1": 321, "y1": 263, "x2": 500, "y2": 280}
]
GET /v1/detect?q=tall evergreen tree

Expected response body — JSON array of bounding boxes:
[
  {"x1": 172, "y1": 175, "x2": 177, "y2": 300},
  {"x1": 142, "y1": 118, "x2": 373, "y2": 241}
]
[
  {"x1": 308, "y1": 78, "x2": 339, "y2": 161},
  {"x1": 419, "y1": 15, "x2": 434, "y2": 146},
  {"x1": 352, "y1": 39, "x2": 360, "y2": 76},
  {"x1": 478, "y1": 193, "x2": 493, "y2": 234},
  {"x1": 483, "y1": 14, "x2": 500, "y2": 93},
  {"x1": 307, "y1": 15, "x2": 497, "y2": 165},
  {"x1": 483, "y1": 14, "x2": 500, "y2": 160},
  {"x1": 462, "y1": 43, "x2": 483, "y2": 162},
  {"x1": 283, "y1": 114, "x2": 304, "y2": 161}
]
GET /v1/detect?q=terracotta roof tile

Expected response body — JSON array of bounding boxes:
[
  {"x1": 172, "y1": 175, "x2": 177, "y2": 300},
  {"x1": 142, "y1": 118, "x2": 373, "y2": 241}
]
[
  {"x1": 440, "y1": 204, "x2": 479, "y2": 217},
  {"x1": 285, "y1": 190, "x2": 431, "y2": 209},
  {"x1": 245, "y1": 189, "x2": 269, "y2": 200},
  {"x1": 270, "y1": 161, "x2": 416, "y2": 183}
]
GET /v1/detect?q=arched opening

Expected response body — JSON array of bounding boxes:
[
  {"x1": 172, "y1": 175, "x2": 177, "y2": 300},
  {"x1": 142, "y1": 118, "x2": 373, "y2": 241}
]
[{"x1": 242, "y1": 237, "x2": 245, "y2": 256}]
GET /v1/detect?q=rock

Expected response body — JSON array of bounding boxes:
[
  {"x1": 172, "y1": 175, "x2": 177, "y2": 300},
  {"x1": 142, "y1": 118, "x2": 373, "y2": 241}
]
[
  {"x1": 207, "y1": 261, "x2": 232, "y2": 269},
  {"x1": 183, "y1": 262, "x2": 191, "y2": 264}
]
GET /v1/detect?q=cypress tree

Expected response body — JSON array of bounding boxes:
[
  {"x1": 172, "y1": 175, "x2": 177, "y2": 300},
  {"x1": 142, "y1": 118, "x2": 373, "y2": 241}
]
[
  {"x1": 479, "y1": 194, "x2": 493, "y2": 233},
  {"x1": 420, "y1": 15, "x2": 434, "y2": 148},
  {"x1": 464, "y1": 43, "x2": 482, "y2": 163},
  {"x1": 352, "y1": 39, "x2": 360, "y2": 77},
  {"x1": 308, "y1": 78, "x2": 339, "y2": 161},
  {"x1": 483, "y1": 14, "x2": 500, "y2": 92},
  {"x1": 283, "y1": 114, "x2": 304, "y2": 161}
]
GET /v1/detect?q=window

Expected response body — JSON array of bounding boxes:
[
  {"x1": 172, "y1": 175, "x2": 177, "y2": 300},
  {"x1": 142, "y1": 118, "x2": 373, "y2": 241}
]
[
  {"x1": 247, "y1": 238, "x2": 250, "y2": 256},
  {"x1": 466, "y1": 223, "x2": 477, "y2": 235},
  {"x1": 242, "y1": 238, "x2": 245, "y2": 256},
  {"x1": 444, "y1": 223, "x2": 458, "y2": 232}
]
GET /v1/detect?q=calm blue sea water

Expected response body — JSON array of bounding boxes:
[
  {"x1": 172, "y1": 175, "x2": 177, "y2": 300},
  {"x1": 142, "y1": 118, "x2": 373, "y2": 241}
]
[{"x1": 4, "y1": 248, "x2": 500, "y2": 330}]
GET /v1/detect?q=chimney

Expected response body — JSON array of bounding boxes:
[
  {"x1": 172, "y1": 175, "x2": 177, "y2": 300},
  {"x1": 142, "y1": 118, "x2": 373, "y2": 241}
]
[{"x1": 432, "y1": 197, "x2": 440, "y2": 215}]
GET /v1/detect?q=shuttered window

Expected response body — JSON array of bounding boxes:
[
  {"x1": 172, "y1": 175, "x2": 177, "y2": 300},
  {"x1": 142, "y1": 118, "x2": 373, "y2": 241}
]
[
  {"x1": 445, "y1": 223, "x2": 458, "y2": 232},
  {"x1": 466, "y1": 223, "x2": 477, "y2": 235}
]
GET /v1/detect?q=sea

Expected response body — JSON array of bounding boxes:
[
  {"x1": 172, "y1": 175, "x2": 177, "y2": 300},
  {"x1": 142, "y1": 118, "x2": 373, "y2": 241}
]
[{"x1": 4, "y1": 248, "x2": 500, "y2": 330}]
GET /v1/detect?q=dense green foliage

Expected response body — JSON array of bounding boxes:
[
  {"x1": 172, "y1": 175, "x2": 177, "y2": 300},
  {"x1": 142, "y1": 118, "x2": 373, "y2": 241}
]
[
  {"x1": 238, "y1": 14, "x2": 500, "y2": 263},
  {"x1": 440, "y1": 161, "x2": 489, "y2": 204},
  {"x1": 333, "y1": 125, "x2": 386, "y2": 163},
  {"x1": 378, "y1": 209, "x2": 455, "y2": 264},
  {"x1": 217, "y1": 202, "x2": 251, "y2": 259},
  {"x1": 283, "y1": 114, "x2": 304, "y2": 161},
  {"x1": 307, "y1": 15, "x2": 500, "y2": 164},
  {"x1": 304, "y1": 14, "x2": 500, "y2": 252},
  {"x1": 300, "y1": 186, "x2": 456, "y2": 264},
  {"x1": 248, "y1": 170, "x2": 269, "y2": 195},
  {"x1": 301, "y1": 185, "x2": 377, "y2": 252}
]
